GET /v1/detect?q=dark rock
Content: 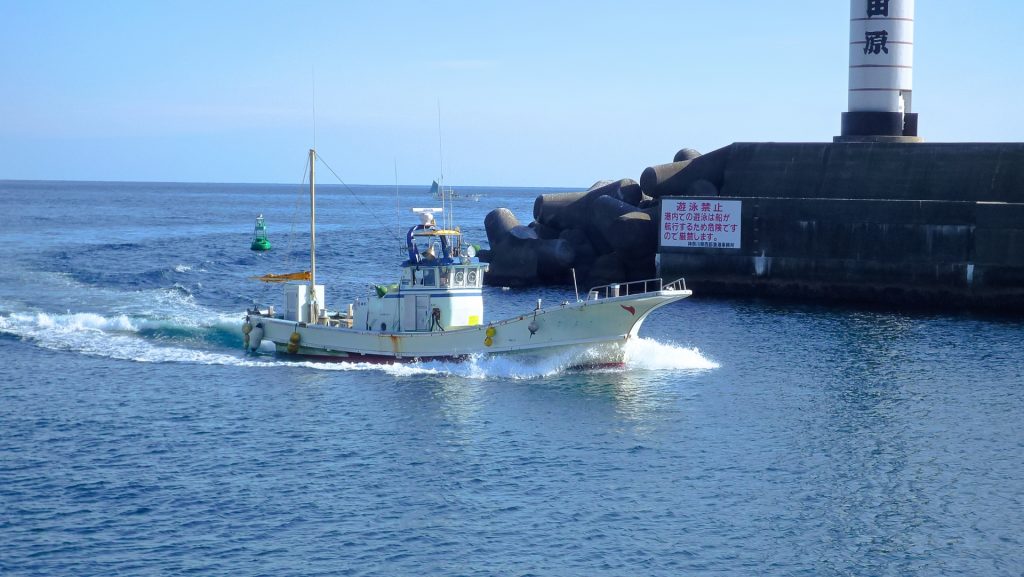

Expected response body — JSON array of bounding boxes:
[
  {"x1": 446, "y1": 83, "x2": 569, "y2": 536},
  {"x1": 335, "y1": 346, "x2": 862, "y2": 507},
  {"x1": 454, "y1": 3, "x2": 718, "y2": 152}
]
[
  {"x1": 590, "y1": 195, "x2": 637, "y2": 242},
  {"x1": 642, "y1": 144, "x2": 732, "y2": 198},
  {"x1": 484, "y1": 243, "x2": 538, "y2": 287},
  {"x1": 559, "y1": 228, "x2": 597, "y2": 265},
  {"x1": 508, "y1": 225, "x2": 539, "y2": 242},
  {"x1": 640, "y1": 160, "x2": 693, "y2": 198},
  {"x1": 529, "y1": 220, "x2": 561, "y2": 240},
  {"x1": 533, "y1": 192, "x2": 586, "y2": 228},
  {"x1": 536, "y1": 239, "x2": 576, "y2": 282},
  {"x1": 616, "y1": 179, "x2": 643, "y2": 206},
  {"x1": 585, "y1": 252, "x2": 628, "y2": 288},
  {"x1": 609, "y1": 211, "x2": 657, "y2": 258},
  {"x1": 534, "y1": 178, "x2": 642, "y2": 232},
  {"x1": 673, "y1": 148, "x2": 702, "y2": 162},
  {"x1": 484, "y1": 208, "x2": 522, "y2": 247}
]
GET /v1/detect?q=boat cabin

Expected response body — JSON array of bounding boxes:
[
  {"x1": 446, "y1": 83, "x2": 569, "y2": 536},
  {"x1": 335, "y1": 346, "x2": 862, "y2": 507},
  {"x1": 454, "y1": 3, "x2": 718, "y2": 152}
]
[
  {"x1": 352, "y1": 208, "x2": 485, "y2": 332},
  {"x1": 283, "y1": 208, "x2": 486, "y2": 333}
]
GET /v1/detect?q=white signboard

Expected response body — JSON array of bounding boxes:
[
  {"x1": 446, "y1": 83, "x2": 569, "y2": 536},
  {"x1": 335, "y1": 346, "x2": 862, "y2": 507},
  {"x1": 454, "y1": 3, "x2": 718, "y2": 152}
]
[{"x1": 661, "y1": 199, "x2": 742, "y2": 249}]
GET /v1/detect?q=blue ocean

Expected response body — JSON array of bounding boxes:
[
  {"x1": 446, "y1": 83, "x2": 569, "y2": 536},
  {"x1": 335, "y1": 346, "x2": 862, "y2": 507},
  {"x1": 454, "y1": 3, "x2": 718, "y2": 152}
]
[{"x1": 1, "y1": 178, "x2": 1022, "y2": 576}]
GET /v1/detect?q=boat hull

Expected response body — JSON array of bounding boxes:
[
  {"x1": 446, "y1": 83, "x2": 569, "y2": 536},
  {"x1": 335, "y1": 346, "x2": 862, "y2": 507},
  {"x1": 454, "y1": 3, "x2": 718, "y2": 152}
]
[{"x1": 249, "y1": 289, "x2": 690, "y2": 368}]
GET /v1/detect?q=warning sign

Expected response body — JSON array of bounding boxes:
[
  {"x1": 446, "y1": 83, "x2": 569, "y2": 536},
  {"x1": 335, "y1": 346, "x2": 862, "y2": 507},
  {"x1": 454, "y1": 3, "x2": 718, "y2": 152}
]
[{"x1": 661, "y1": 199, "x2": 741, "y2": 249}]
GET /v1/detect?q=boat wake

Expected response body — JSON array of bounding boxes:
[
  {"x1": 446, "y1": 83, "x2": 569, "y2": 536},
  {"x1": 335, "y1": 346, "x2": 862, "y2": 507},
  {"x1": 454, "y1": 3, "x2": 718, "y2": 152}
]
[
  {"x1": 0, "y1": 303, "x2": 717, "y2": 378},
  {"x1": 0, "y1": 307, "x2": 248, "y2": 365},
  {"x1": 623, "y1": 337, "x2": 719, "y2": 371},
  {"x1": 0, "y1": 267, "x2": 716, "y2": 377},
  {"x1": 0, "y1": 306, "x2": 445, "y2": 375},
  {"x1": 402, "y1": 337, "x2": 718, "y2": 379}
]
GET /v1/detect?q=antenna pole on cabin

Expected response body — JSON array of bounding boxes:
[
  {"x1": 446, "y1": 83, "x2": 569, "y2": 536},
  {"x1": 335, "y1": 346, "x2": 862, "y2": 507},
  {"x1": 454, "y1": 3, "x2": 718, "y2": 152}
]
[{"x1": 309, "y1": 148, "x2": 318, "y2": 323}]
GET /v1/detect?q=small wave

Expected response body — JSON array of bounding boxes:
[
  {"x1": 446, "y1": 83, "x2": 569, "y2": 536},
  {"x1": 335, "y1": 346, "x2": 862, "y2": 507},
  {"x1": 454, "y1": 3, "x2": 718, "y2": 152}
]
[
  {"x1": 104, "y1": 242, "x2": 143, "y2": 251},
  {"x1": 173, "y1": 264, "x2": 192, "y2": 273},
  {"x1": 26, "y1": 310, "x2": 138, "y2": 333},
  {"x1": 0, "y1": 307, "x2": 240, "y2": 360}
]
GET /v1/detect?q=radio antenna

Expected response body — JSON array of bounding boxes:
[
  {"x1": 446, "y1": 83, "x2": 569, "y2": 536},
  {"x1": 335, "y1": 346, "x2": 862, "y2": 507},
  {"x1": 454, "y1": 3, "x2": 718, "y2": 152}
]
[
  {"x1": 437, "y1": 100, "x2": 452, "y2": 230},
  {"x1": 312, "y1": 68, "x2": 317, "y2": 151}
]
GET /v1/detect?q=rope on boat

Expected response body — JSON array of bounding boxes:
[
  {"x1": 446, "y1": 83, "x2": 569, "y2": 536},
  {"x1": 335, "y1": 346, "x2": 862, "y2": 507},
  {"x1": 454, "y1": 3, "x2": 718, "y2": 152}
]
[
  {"x1": 317, "y1": 154, "x2": 404, "y2": 246},
  {"x1": 256, "y1": 156, "x2": 310, "y2": 307}
]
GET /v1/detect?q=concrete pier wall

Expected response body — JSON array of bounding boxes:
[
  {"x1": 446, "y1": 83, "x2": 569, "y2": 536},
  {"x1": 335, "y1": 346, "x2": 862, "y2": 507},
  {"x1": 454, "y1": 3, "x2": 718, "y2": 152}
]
[
  {"x1": 658, "y1": 142, "x2": 1024, "y2": 310},
  {"x1": 717, "y1": 142, "x2": 1024, "y2": 202}
]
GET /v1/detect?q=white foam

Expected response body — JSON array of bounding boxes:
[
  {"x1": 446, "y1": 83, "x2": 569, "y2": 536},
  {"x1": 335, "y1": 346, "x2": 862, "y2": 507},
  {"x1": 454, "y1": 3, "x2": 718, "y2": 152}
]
[
  {"x1": 29, "y1": 310, "x2": 138, "y2": 333},
  {"x1": 7, "y1": 269, "x2": 213, "y2": 326},
  {"x1": 623, "y1": 337, "x2": 720, "y2": 370},
  {"x1": 414, "y1": 353, "x2": 570, "y2": 380},
  {"x1": 411, "y1": 337, "x2": 719, "y2": 379}
]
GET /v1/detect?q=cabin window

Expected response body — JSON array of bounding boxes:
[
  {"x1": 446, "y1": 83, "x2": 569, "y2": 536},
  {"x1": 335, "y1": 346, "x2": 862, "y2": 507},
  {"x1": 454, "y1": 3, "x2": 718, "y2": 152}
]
[
  {"x1": 454, "y1": 269, "x2": 466, "y2": 286},
  {"x1": 467, "y1": 269, "x2": 478, "y2": 287},
  {"x1": 420, "y1": 268, "x2": 436, "y2": 287}
]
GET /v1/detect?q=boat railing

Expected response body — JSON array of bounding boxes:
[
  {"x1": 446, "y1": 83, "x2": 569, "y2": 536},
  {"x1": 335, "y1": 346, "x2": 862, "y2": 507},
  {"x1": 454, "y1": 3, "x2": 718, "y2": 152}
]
[{"x1": 586, "y1": 277, "x2": 687, "y2": 300}]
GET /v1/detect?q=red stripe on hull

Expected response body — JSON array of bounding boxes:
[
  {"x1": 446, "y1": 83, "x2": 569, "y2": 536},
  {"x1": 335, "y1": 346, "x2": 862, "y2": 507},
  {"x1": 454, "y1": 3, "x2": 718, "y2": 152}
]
[
  {"x1": 274, "y1": 351, "x2": 624, "y2": 371},
  {"x1": 277, "y1": 351, "x2": 470, "y2": 364}
]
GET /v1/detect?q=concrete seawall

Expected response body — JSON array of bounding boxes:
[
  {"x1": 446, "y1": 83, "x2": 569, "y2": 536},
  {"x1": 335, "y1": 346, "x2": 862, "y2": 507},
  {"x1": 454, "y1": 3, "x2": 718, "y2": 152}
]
[{"x1": 657, "y1": 142, "x2": 1024, "y2": 311}]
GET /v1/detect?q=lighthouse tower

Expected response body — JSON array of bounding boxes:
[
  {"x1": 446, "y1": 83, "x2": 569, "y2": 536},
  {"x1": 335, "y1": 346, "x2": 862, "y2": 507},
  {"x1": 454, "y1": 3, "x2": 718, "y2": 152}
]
[{"x1": 838, "y1": 0, "x2": 920, "y2": 141}]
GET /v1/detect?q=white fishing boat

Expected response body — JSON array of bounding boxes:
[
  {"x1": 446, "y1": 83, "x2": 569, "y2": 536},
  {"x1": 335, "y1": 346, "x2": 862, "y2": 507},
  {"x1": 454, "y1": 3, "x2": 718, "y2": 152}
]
[{"x1": 243, "y1": 149, "x2": 692, "y2": 367}]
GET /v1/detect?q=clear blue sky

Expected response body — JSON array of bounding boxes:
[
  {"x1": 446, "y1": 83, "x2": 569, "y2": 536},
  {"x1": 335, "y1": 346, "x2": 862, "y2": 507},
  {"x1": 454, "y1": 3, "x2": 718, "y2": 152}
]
[{"x1": 2, "y1": 1, "x2": 1022, "y2": 187}]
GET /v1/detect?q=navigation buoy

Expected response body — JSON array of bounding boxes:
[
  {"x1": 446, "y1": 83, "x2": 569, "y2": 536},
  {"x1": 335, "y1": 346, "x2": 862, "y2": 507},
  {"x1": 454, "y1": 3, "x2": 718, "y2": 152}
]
[{"x1": 250, "y1": 214, "x2": 272, "y2": 251}]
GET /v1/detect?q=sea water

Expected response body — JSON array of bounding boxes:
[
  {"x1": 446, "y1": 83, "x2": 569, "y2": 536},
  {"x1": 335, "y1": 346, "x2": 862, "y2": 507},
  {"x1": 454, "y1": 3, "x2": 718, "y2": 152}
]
[{"x1": 1, "y1": 179, "x2": 1022, "y2": 576}]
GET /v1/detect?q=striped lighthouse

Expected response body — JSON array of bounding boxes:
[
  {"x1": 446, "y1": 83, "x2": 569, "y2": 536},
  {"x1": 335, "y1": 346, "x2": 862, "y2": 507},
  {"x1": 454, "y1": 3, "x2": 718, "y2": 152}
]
[{"x1": 838, "y1": 0, "x2": 920, "y2": 141}]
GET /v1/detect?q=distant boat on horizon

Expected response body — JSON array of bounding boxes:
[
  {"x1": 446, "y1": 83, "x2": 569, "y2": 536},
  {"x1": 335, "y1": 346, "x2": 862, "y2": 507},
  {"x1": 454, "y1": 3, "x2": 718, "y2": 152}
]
[{"x1": 430, "y1": 179, "x2": 480, "y2": 202}]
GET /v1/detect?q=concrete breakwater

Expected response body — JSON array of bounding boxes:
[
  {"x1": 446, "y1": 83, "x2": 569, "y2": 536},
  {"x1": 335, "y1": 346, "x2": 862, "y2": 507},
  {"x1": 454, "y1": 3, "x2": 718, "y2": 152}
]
[
  {"x1": 482, "y1": 141, "x2": 1024, "y2": 311},
  {"x1": 658, "y1": 142, "x2": 1024, "y2": 310},
  {"x1": 480, "y1": 146, "x2": 715, "y2": 288},
  {"x1": 481, "y1": 177, "x2": 664, "y2": 288}
]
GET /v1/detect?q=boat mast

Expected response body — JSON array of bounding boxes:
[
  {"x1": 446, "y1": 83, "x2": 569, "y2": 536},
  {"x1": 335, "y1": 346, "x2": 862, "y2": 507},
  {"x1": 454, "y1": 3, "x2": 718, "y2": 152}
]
[
  {"x1": 437, "y1": 100, "x2": 450, "y2": 230},
  {"x1": 309, "y1": 148, "x2": 318, "y2": 323}
]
